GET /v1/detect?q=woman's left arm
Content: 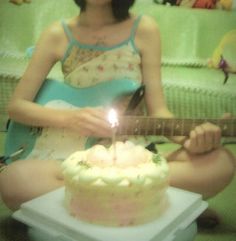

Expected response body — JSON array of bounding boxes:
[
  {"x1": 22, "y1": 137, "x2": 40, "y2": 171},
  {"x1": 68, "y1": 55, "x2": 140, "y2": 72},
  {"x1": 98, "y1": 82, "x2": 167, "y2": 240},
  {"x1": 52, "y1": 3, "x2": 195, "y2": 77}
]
[
  {"x1": 135, "y1": 16, "x2": 174, "y2": 119},
  {"x1": 135, "y1": 16, "x2": 222, "y2": 154}
]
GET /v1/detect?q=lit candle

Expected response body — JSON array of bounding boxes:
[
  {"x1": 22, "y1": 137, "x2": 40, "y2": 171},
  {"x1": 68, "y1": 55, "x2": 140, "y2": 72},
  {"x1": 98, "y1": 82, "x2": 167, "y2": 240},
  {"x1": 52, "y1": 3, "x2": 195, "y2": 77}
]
[{"x1": 108, "y1": 108, "x2": 119, "y2": 162}]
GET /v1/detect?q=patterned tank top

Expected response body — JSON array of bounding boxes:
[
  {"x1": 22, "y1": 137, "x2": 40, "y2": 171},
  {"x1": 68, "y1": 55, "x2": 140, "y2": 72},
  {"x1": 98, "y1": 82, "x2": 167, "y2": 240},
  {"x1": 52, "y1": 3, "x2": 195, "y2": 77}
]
[
  {"x1": 24, "y1": 16, "x2": 148, "y2": 161},
  {"x1": 61, "y1": 16, "x2": 143, "y2": 88}
]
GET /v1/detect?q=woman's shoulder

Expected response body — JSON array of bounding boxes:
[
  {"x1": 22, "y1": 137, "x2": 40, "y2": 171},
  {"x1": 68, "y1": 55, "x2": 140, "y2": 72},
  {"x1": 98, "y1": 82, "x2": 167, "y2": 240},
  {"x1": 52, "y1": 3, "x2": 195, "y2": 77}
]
[
  {"x1": 39, "y1": 21, "x2": 66, "y2": 42},
  {"x1": 136, "y1": 15, "x2": 160, "y2": 36},
  {"x1": 134, "y1": 15, "x2": 160, "y2": 49},
  {"x1": 34, "y1": 19, "x2": 73, "y2": 60},
  {"x1": 40, "y1": 16, "x2": 76, "y2": 41}
]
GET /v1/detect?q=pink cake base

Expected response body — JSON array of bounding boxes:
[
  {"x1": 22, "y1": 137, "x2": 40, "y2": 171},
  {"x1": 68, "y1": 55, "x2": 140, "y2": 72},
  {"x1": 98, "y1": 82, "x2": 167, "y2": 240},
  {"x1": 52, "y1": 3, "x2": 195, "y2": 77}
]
[
  {"x1": 62, "y1": 142, "x2": 170, "y2": 227},
  {"x1": 65, "y1": 182, "x2": 169, "y2": 226}
]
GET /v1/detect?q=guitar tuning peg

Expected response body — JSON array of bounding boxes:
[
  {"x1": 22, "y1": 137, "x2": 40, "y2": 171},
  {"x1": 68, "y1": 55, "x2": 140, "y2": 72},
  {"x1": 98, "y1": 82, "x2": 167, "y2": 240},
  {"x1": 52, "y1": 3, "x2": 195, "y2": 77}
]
[{"x1": 145, "y1": 142, "x2": 158, "y2": 154}]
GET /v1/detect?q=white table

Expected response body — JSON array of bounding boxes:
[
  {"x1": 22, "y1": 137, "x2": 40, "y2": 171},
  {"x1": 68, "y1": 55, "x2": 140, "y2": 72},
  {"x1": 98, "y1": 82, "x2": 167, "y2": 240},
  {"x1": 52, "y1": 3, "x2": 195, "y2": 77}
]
[{"x1": 13, "y1": 187, "x2": 207, "y2": 241}]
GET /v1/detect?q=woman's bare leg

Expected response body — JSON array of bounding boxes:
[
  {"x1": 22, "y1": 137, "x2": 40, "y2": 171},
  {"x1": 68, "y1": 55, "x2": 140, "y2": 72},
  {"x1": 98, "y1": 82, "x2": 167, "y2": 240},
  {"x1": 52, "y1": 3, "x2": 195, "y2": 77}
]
[
  {"x1": 166, "y1": 146, "x2": 235, "y2": 228},
  {"x1": 166, "y1": 146, "x2": 235, "y2": 199},
  {"x1": 1, "y1": 146, "x2": 235, "y2": 211},
  {"x1": 0, "y1": 159, "x2": 64, "y2": 211}
]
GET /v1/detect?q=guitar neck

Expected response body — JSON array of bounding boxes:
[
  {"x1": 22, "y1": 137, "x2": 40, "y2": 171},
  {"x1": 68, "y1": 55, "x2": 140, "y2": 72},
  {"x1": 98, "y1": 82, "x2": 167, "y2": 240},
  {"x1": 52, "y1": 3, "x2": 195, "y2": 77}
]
[{"x1": 117, "y1": 116, "x2": 236, "y2": 137}]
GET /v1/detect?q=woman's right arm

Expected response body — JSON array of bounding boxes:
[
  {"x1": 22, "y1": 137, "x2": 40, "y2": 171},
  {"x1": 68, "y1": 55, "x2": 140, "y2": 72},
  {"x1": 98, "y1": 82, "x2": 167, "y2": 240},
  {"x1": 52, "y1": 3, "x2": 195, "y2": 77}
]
[
  {"x1": 8, "y1": 23, "x2": 111, "y2": 137},
  {"x1": 8, "y1": 22, "x2": 67, "y2": 128}
]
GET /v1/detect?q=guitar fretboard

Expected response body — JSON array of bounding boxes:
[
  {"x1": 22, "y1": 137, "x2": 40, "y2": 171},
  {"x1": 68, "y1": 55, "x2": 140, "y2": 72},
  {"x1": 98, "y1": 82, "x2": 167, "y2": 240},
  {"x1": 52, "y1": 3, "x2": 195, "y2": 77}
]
[{"x1": 117, "y1": 116, "x2": 236, "y2": 137}]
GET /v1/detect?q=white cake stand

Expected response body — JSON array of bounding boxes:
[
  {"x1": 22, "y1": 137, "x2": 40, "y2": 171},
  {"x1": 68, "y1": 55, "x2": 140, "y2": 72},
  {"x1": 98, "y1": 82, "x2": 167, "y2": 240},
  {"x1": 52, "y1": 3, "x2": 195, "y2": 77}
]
[{"x1": 13, "y1": 187, "x2": 207, "y2": 241}]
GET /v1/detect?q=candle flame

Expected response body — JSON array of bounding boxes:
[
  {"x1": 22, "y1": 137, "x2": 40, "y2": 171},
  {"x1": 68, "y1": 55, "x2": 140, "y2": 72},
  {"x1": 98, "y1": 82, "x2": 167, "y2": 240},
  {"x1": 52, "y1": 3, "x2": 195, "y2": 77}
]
[{"x1": 108, "y1": 108, "x2": 119, "y2": 128}]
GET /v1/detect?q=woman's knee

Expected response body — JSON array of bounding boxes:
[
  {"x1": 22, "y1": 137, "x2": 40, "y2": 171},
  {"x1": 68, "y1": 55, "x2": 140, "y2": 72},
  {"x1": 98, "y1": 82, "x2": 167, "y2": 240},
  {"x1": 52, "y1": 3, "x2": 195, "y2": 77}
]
[
  {"x1": 215, "y1": 147, "x2": 235, "y2": 184},
  {"x1": 0, "y1": 159, "x2": 64, "y2": 210},
  {"x1": 167, "y1": 146, "x2": 235, "y2": 198},
  {"x1": 0, "y1": 161, "x2": 27, "y2": 210},
  {"x1": 201, "y1": 147, "x2": 235, "y2": 198}
]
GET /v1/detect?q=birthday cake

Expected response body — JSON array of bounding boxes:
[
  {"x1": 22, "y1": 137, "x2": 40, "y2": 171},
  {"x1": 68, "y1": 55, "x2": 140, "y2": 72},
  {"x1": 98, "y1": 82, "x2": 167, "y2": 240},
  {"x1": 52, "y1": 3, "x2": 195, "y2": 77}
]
[{"x1": 61, "y1": 141, "x2": 169, "y2": 226}]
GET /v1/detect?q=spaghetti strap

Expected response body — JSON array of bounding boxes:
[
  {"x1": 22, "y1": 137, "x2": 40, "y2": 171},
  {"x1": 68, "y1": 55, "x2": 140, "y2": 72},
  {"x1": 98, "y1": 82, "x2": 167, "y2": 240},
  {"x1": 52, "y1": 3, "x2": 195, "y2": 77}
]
[
  {"x1": 61, "y1": 20, "x2": 74, "y2": 41},
  {"x1": 130, "y1": 15, "x2": 142, "y2": 40},
  {"x1": 129, "y1": 15, "x2": 142, "y2": 52}
]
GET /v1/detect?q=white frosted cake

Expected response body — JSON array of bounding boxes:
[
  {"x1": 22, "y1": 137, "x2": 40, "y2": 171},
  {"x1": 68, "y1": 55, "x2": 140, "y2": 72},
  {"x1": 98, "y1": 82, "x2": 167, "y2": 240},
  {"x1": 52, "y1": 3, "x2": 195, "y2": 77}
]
[{"x1": 61, "y1": 141, "x2": 169, "y2": 226}]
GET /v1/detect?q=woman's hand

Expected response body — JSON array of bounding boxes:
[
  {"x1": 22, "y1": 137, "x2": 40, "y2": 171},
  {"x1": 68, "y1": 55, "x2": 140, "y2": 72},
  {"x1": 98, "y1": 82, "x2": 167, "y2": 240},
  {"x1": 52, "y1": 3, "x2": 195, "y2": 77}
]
[
  {"x1": 65, "y1": 107, "x2": 112, "y2": 137},
  {"x1": 183, "y1": 113, "x2": 232, "y2": 154},
  {"x1": 183, "y1": 122, "x2": 222, "y2": 154},
  {"x1": 9, "y1": 0, "x2": 31, "y2": 5}
]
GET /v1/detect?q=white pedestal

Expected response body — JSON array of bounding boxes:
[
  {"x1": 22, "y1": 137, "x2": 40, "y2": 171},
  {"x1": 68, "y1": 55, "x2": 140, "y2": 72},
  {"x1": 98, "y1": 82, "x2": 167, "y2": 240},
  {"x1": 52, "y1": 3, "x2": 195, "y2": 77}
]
[{"x1": 13, "y1": 187, "x2": 207, "y2": 241}]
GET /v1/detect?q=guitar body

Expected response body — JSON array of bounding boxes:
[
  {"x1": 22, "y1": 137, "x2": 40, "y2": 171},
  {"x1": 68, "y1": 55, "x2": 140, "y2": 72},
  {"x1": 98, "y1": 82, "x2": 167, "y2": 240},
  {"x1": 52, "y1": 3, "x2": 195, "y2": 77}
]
[
  {"x1": 4, "y1": 78, "x2": 141, "y2": 163},
  {"x1": 4, "y1": 78, "x2": 236, "y2": 164}
]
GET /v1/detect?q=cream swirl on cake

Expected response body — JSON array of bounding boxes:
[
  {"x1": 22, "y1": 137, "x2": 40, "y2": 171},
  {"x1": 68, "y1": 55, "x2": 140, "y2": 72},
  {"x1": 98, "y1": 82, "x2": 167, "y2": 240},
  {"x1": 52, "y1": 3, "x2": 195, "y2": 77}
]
[{"x1": 62, "y1": 141, "x2": 170, "y2": 226}]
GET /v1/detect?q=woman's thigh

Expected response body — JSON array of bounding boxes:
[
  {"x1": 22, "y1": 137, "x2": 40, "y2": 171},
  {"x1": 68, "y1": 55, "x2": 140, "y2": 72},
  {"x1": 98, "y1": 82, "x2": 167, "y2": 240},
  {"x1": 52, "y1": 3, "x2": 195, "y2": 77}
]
[{"x1": 0, "y1": 159, "x2": 64, "y2": 210}]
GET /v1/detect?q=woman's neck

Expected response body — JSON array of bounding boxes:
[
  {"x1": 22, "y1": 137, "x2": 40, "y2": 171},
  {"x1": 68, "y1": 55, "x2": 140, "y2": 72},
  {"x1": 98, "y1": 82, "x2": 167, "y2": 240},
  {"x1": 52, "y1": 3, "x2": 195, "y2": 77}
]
[{"x1": 78, "y1": 3, "x2": 116, "y2": 29}]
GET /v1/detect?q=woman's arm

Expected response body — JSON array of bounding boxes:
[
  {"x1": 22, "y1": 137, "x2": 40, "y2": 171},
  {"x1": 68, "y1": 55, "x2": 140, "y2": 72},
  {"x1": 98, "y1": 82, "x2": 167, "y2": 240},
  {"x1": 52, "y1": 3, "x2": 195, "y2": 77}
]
[
  {"x1": 135, "y1": 16, "x2": 172, "y2": 119},
  {"x1": 136, "y1": 16, "x2": 221, "y2": 153},
  {"x1": 8, "y1": 22, "x2": 111, "y2": 137},
  {"x1": 8, "y1": 22, "x2": 66, "y2": 128}
]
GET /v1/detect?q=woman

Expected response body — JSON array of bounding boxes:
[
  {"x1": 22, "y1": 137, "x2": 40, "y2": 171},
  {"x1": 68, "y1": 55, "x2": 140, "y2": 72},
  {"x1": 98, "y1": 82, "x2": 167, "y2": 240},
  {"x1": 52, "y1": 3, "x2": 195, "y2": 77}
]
[{"x1": 0, "y1": 0, "x2": 235, "y2": 211}]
